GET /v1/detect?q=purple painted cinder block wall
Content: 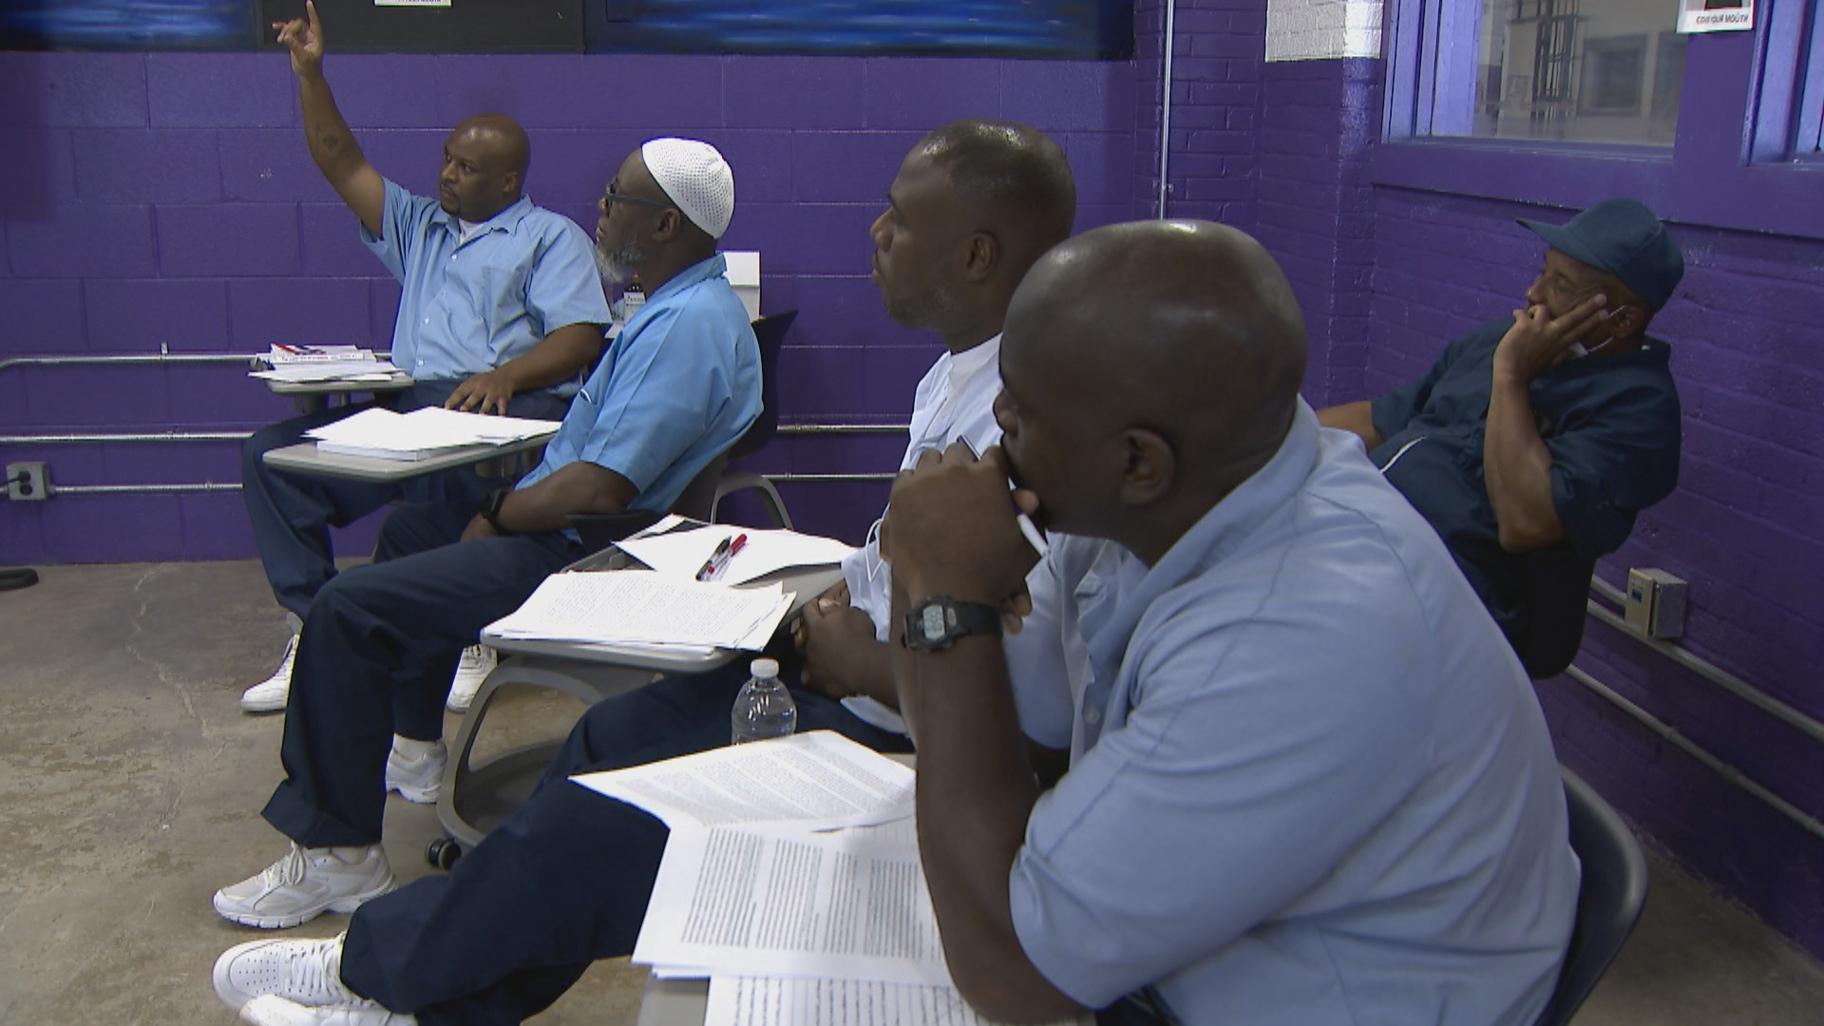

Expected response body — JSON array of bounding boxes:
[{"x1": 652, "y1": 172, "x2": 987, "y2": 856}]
[{"x1": 0, "y1": 50, "x2": 1140, "y2": 562}]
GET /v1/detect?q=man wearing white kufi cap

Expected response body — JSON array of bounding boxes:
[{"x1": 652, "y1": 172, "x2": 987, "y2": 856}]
[{"x1": 208, "y1": 136, "x2": 761, "y2": 973}]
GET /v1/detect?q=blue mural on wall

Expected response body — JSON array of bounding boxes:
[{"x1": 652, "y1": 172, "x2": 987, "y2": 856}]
[
  {"x1": 1, "y1": 0, "x2": 255, "y2": 50},
  {"x1": 0, "y1": 0, "x2": 1131, "y2": 59},
  {"x1": 588, "y1": 1, "x2": 1133, "y2": 59}
]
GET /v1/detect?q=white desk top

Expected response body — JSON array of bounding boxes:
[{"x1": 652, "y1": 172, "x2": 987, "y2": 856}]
[
  {"x1": 261, "y1": 435, "x2": 549, "y2": 483},
  {"x1": 264, "y1": 372, "x2": 414, "y2": 396},
  {"x1": 482, "y1": 555, "x2": 843, "y2": 672}
]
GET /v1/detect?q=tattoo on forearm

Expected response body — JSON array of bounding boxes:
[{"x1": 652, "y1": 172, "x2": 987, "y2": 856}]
[{"x1": 320, "y1": 133, "x2": 342, "y2": 153}]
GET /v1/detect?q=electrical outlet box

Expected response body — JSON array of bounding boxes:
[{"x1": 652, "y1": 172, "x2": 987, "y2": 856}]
[
  {"x1": 1625, "y1": 568, "x2": 1687, "y2": 639},
  {"x1": 6, "y1": 461, "x2": 49, "y2": 501}
]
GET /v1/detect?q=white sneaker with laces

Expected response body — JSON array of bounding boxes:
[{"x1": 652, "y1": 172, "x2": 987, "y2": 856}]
[
  {"x1": 445, "y1": 644, "x2": 496, "y2": 713},
  {"x1": 242, "y1": 634, "x2": 300, "y2": 713},
  {"x1": 383, "y1": 736, "x2": 446, "y2": 805},
  {"x1": 213, "y1": 843, "x2": 394, "y2": 929},
  {"x1": 213, "y1": 931, "x2": 363, "y2": 1010},
  {"x1": 238, "y1": 995, "x2": 415, "y2": 1026}
]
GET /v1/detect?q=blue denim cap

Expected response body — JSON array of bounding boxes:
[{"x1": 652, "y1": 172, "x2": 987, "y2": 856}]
[{"x1": 1518, "y1": 199, "x2": 1685, "y2": 310}]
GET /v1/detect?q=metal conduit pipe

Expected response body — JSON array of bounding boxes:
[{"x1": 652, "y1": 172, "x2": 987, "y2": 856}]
[
  {"x1": 1586, "y1": 577, "x2": 1824, "y2": 745},
  {"x1": 0, "y1": 352, "x2": 262, "y2": 374},
  {"x1": 0, "y1": 431, "x2": 253, "y2": 445},
  {"x1": 1561, "y1": 665, "x2": 1824, "y2": 842},
  {"x1": 53, "y1": 483, "x2": 240, "y2": 496},
  {"x1": 1158, "y1": 0, "x2": 1177, "y2": 218}
]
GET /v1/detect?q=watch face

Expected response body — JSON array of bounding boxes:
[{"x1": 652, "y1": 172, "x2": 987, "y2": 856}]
[{"x1": 919, "y1": 604, "x2": 947, "y2": 641}]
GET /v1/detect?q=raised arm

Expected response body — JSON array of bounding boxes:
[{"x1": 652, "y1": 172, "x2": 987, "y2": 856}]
[
  {"x1": 275, "y1": 1, "x2": 384, "y2": 236},
  {"x1": 1484, "y1": 292, "x2": 1612, "y2": 552}
]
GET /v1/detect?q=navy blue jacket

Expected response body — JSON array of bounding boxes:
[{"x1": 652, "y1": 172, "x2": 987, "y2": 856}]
[{"x1": 1370, "y1": 319, "x2": 1681, "y2": 664}]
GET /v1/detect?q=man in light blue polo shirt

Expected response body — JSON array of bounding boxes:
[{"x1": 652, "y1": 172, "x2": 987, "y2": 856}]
[
  {"x1": 210, "y1": 137, "x2": 759, "y2": 935},
  {"x1": 882, "y1": 220, "x2": 1580, "y2": 1025},
  {"x1": 240, "y1": 1, "x2": 611, "y2": 714}
]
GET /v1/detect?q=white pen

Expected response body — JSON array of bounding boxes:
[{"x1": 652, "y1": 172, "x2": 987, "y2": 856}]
[{"x1": 948, "y1": 438, "x2": 1048, "y2": 557}]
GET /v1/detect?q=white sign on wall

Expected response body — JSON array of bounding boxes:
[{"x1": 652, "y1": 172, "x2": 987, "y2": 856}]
[
  {"x1": 375, "y1": 0, "x2": 453, "y2": 7},
  {"x1": 1266, "y1": 0, "x2": 1384, "y2": 62},
  {"x1": 1677, "y1": 0, "x2": 1753, "y2": 33}
]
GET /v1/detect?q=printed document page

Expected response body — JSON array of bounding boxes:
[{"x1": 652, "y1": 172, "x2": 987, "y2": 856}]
[
  {"x1": 703, "y1": 976, "x2": 1093, "y2": 1026},
  {"x1": 615, "y1": 527, "x2": 857, "y2": 584},
  {"x1": 485, "y1": 571, "x2": 793, "y2": 650},
  {"x1": 569, "y1": 730, "x2": 914, "y2": 831},
  {"x1": 631, "y1": 822, "x2": 947, "y2": 985}
]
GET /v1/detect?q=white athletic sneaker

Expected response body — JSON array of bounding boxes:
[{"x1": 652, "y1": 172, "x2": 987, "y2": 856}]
[
  {"x1": 383, "y1": 736, "x2": 446, "y2": 805},
  {"x1": 213, "y1": 931, "x2": 363, "y2": 1010},
  {"x1": 239, "y1": 995, "x2": 416, "y2": 1026},
  {"x1": 445, "y1": 644, "x2": 497, "y2": 713},
  {"x1": 242, "y1": 634, "x2": 300, "y2": 713},
  {"x1": 213, "y1": 843, "x2": 394, "y2": 929}
]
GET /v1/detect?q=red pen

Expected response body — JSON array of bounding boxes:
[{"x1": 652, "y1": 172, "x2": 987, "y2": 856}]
[{"x1": 695, "y1": 533, "x2": 748, "y2": 582}]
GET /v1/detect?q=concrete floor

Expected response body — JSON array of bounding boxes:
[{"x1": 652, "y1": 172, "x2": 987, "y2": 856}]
[{"x1": 2, "y1": 560, "x2": 1821, "y2": 1025}]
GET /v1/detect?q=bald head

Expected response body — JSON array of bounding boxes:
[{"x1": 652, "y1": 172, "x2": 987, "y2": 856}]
[
  {"x1": 996, "y1": 221, "x2": 1307, "y2": 549},
  {"x1": 439, "y1": 114, "x2": 529, "y2": 221},
  {"x1": 453, "y1": 114, "x2": 530, "y2": 177}
]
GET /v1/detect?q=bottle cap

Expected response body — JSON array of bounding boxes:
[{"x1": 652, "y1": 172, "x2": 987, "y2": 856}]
[{"x1": 750, "y1": 658, "x2": 780, "y2": 679}]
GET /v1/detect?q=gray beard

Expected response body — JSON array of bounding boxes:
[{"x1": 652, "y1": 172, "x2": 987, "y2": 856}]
[{"x1": 595, "y1": 238, "x2": 645, "y2": 286}]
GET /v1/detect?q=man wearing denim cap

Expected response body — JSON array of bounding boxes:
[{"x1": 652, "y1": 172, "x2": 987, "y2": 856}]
[{"x1": 1320, "y1": 198, "x2": 1683, "y2": 675}]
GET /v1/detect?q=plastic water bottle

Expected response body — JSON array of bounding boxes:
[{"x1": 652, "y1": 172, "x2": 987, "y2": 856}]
[{"x1": 730, "y1": 658, "x2": 797, "y2": 744}]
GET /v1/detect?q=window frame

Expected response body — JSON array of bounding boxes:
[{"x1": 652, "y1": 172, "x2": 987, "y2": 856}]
[{"x1": 1377, "y1": 0, "x2": 1824, "y2": 240}]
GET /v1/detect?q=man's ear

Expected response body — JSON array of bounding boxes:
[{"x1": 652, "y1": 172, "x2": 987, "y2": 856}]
[
  {"x1": 652, "y1": 207, "x2": 683, "y2": 242},
  {"x1": 1609, "y1": 301, "x2": 1646, "y2": 340},
  {"x1": 961, "y1": 231, "x2": 999, "y2": 283},
  {"x1": 500, "y1": 170, "x2": 521, "y2": 198},
  {"x1": 1118, "y1": 428, "x2": 1174, "y2": 507}
]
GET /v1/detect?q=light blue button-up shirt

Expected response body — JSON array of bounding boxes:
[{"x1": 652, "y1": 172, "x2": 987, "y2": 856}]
[
  {"x1": 516, "y1": 253, "x2": 759, "y2": 517},
  {"x1": 1005, "y1": 401, "x2": 1580, "y2": 1025},
  {"x1": 362, "y1": 179, "x2": 612, "y2": 390}
]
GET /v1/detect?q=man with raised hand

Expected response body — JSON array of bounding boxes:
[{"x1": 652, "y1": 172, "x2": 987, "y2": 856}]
[
  {"x1": 881, "y1": 220, "x2": 1579, "y2": 1024},
  {"x1": 210, "y1": 139, "x2": 759, "y2": 946},
  {"x1": 242, "y1": 0, "x2": 611, "y2": 715},
  {"x1": 206, "y1": 120, "x2": 1076, "y2": 1026}
]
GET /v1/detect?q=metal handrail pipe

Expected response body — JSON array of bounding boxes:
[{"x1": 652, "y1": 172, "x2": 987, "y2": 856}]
[
  {"x1": 9, "y1": 472, "x2": 897, "y2": 499},
  {"x1": 50, "y1": 482, "x2": 240, "y2": 496},
  {"x1": 0, "y1": 353, "x2": 261, "y2": 373},
  {"x1": 1562, "y1": 665, "x2": 1824, "y2": 842},
  {"x1": 3, "y1": 425, "x2": 918, "y2": 448},
  {"x1": 1587, "y1": 577, "x2": 1823, "y2": 746},
  {"x1": 776, "y1": 423, "x2": 910, "y2": 435},
  {"x1": 0, "y1": 431, "x2": 253, "y2": 445}
]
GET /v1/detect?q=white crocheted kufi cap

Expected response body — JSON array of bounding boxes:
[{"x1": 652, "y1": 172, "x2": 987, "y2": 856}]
[{"x1": 640, "y1": 138, "x2": 735, "y2": 239}]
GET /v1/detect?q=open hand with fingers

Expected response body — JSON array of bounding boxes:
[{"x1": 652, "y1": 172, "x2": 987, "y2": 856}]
[
  {"x1": 791, "y1": 586, "x2": 885, "y2": 700},
  {"x1": 445, "y1": 369, "x2": 517, "y2": 416},
  {"x1": 1494, "y1": 292, "x2": 1614, "y2": 384},
  {"x1": 272, "y1": 0, "x2": 325, "y2": 79}
]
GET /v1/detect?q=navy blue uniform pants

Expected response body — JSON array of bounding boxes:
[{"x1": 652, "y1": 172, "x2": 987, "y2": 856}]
[
  {"x1": 260, "y1": 499, "x2": 580, "y2": 849},
  {"x1": 241, "y1": 382, "x2": 569, "y2": 618},
  {"x1": 338, "y1": 661, "x2": 915, "y2": 1026}
]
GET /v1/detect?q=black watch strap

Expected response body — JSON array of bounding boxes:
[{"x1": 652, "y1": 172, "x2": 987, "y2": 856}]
[
  {"x1": 480, "y1": 488, "x2": 514, "y2": 535},
  {"x1": 902, "y1": 594, "x2": 1004, "y2": 651}
]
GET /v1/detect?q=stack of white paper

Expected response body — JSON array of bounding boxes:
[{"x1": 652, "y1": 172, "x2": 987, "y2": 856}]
[
  {"x1": 251, "y1": 344, "x2": 403, "y2": 383},
  {"x1": 575, "y1": 733, "x2": 1092, "y2": 1026},
  {"x1": 303, "y1": 407, "x2": 559, "y2": 461},
  {"x1": 614, "y1": 525, "x2": 857, "y2": 585},
  {"x1": 485, "y1": 570, "x2": 794, "y2": 653}
]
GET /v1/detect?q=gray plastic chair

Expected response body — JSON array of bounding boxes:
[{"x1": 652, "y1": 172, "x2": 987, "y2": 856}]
[{"x1": 1533, "y1": 767, "x2": 1650, "y2": 1026}]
